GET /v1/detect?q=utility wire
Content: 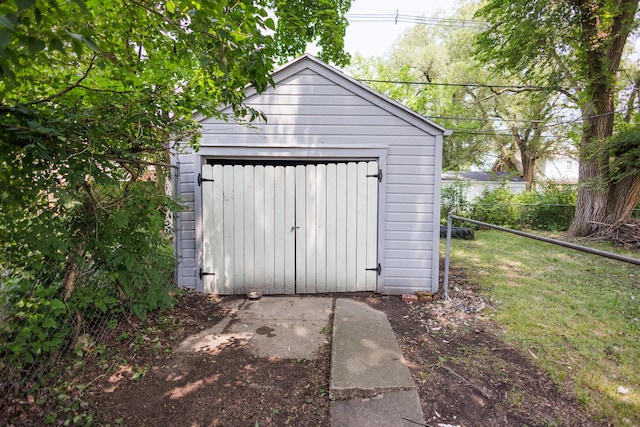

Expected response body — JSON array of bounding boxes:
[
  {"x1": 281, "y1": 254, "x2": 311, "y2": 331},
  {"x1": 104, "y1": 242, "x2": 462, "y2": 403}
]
[
  {"x1": 358, "y1": 78, "x2": 555, "y2": 91},
  {"x1": 448, "y1": 130, "x2": 563, "y2": 138},
  {"x1": 346, "y1": 12, "x2": 488, "y2": 29}
]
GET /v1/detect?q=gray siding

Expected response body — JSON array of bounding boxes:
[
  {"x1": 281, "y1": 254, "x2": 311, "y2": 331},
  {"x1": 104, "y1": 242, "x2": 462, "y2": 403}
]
[{"x1": 173, "y1": 56, "x2": 444, "y2": 294}]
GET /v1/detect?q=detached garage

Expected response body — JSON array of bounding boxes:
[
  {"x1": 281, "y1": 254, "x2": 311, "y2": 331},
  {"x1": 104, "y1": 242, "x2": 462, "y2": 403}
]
[{"x1": 172, "y1": 54, "x2": 447, "y2": 296}]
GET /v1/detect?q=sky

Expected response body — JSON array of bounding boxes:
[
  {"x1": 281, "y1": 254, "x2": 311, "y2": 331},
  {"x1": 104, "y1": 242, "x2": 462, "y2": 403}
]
[{"x1": 344, "y1": 0, "x2": 460, "y2": 57}]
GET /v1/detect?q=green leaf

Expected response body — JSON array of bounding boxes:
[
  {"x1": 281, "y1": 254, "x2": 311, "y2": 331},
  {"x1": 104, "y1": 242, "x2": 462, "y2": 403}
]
[
  {"x1": 44, "y1": 413, "x2": 57, "y2": 424},
  {"x1": 14, "y1": 0, "x2": 36, "y2": 11},
  {"x1": 25, "y1": 36, "x2": 45, "y2": 55},
  {"x1": 49, "y1": 38, "x2": 65, "y2": 53},
  {"x1": 49, "y1": 299, "x2": 67, "y2": 314},
  {"x1": 41, "y1": 317, "x2": 57, "y2": 329},
  {"x1": 0, "y1": 16, "x2": 15, "y2": 31},
  {"x1": 0, "y1": 30, "x2": 11, "y2": 50},
  {"x1": 66, "y1": 31, "x2": 99, "y2": 52},
  {"x1": 264, "y1": 17, "x2": 275, "y2": 31},
  {"x1": 69, "y1": 0, "x2": 90, "y2": 14}
]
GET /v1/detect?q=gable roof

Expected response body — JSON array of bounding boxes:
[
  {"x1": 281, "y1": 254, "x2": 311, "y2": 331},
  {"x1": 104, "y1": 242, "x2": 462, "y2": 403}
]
[{"x1": 199, "y1": 54, "x2": 448, "y2": 137}]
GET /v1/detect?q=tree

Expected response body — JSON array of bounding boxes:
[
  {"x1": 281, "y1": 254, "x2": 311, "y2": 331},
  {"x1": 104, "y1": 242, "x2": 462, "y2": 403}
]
[
  {"x1": 0, "y1": 0, "x2": 351, "y2": 347},
  {"x1": 475, "y1": 0, "x2": 640, "y2": 237},
  {"x1": 348, "y1": 18, "x2": 495, "y2": 171},
  {"x1": 348, "y1": 4, "x2": 572, "y2": 185}
]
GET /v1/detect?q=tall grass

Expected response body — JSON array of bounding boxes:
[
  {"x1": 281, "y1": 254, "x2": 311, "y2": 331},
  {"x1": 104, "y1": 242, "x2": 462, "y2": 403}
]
[{"x1": 446, "y1": 230, "x2": 640, "y2": 425}]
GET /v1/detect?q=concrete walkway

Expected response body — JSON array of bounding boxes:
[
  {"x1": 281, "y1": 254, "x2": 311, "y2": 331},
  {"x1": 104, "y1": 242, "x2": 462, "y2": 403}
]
[
  {"x1": 176, "y1": 296, "x2": 424, "y2": 426},
  {"x1": 329, "y1": 299, "x2": 425, "y2": 426},
  {"x1": 177, "y1": 297, "x2": 333, "y2": 360}
]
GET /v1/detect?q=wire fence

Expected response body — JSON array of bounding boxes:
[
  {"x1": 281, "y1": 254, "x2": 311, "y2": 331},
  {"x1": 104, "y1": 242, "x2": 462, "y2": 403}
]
[
  {"x1": 442, "y1": 213, "x2": 640, "y2": 299},
  {"x1": 1, "y1": 262, "x2": 124, "y2": 418},
  {"x1": 443, "y1": 203, "x2": 578, "y2": 231}
]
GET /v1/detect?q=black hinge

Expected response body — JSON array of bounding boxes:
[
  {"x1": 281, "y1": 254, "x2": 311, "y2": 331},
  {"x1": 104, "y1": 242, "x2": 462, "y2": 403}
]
[
  {"x1": 366, "y1": 263, "x2": 382, "y2": 276},
  {"x1": 366, "y1": 169, "x2": 383, "y2": 182},
  {"x1": 199, "y1": 268, "x2": 215, "y2": 280},
  {"x1": 197, "y1": 173, "x2": 215, "y2": 186}
]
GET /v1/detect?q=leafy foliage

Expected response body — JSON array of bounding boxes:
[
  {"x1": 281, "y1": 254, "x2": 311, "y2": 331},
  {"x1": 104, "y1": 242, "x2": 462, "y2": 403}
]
[
  {"x1": 465, "y1": 185, "x2": 577, "y2": 231},
  {"x1": 0, "y1": 0, "x2": 351, "y2": 375},
  {"x1": 471, "y1": 185, "x2": 520, "y2": 228},
  {"x1": 474, "y1": 0, "x2": 640, "y2": 234},
  {"x1": 440, "y1": 179, "x2": 472, "y2": 221},
  {"x1": 348, "y1": 4, "x2": 575, "y2": 178}
]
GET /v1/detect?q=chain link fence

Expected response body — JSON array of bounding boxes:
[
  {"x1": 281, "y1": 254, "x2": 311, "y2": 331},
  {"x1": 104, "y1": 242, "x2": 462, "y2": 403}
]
[
  {"x1": 1, "y1": 262, "x2": 124, "y2": 418},
  {"x1": 443, "y1": 203, "x2": 578, "y2": 231}
]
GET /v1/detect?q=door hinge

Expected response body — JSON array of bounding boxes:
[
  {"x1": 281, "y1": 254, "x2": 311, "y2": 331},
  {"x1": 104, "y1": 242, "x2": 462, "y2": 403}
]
[
  {"x1": 197, "y1": 173, "x2": 215, "y2": 186},
  {"x1": 366, "y1": 169, "x2": 383, "y2": 182},
  {"x1": 366, "y1": 263, "x2": 382, "y2": 276},
  {"x1": 199, "y1": 268, "x2": 215, "y2": 280}
]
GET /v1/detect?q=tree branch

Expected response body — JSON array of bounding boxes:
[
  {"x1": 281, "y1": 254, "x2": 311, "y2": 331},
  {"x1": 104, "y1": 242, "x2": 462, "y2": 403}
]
[{"x1": 30, "y1": 55, "x2": 97, "y2": 105}]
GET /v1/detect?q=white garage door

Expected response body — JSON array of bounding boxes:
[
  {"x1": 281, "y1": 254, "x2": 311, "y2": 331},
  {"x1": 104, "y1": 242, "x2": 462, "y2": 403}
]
[{"x1": 201, "y1": 161, "x2": 379, "y2": 295}]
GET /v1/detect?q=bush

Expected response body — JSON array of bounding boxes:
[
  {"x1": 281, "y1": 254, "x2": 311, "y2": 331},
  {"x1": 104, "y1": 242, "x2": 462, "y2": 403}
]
[
  {"x1": 0, "y1": 179, "x2": 178, "y2": 376},
  {"x1": 516, "y1": 185, "x2": 576, "y2": 231},
  {"x1": 471, "y1": 185, "x2": 521, "y2": 228},
  {"x1": 467, "y1": 184, "x2": 577, "y2": 231},
  {"x1": 440, "y1": 179, "x2": 472, "y2": 223}
]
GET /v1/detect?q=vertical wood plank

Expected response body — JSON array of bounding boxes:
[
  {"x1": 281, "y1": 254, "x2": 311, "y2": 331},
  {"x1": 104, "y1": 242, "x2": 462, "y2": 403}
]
[
  {"x1": 284, "y1": 166, "x2": 296, "y2": 294},
  {"x1": 315, "y1": 164, "x2": 327, "y2": 293},
  {"x1": 345, "y1": 162, "x2": 358, "y2": 291},
  {"x1": 233, "y1": 165, "x2": 245, "y2": 294},
  {"x1": 356, "y1": 162, "x2": 368, "y2": 291},
  {"x1": 264, "y1": 166, "x2": 276, "y2": 295},
  {"x1": 325, "y1": 163, "x2": 338, "y2": 293},
  {"x1": 305, "y1": 165, "x2": 317, "y2": 293},
  {"x1": 366, "y1": 161, "x2": 379, "y2": 291},
  {"x1": 201, "y1": 165, "x2": 215, "y2": 294},
  {"x1": 211, "y1": 165, "x2": 225, "y2": 294},
  {"x1": 222, "y1": 165, "x2": 235, "y2": 294},
  {"x1": 253, "y1": 165, "x2": 265, "y2": 293},
  {"x1": 273, "y1": 166, "x2": 286, "y2": 294},
  {"x1": 244, "y1": 166, "x2": 255, "y2": 294},
  {"x1": 295, "y1": 165, "x2": 306, "y2": 293},
  {"x1": 335, "y1": 163, "x2": 348, "y2": 292}
]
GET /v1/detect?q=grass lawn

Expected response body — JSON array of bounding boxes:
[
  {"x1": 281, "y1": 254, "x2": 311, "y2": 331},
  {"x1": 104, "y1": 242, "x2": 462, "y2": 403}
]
[{"x1": 445, "y1": 230, "x2": 640, "y2": 426}]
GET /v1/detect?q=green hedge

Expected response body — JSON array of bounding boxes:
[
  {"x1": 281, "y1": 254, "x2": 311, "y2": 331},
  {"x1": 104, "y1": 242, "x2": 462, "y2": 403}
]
[{"x1": 441, "y1": 182, "x2": 577, "y2": 231}]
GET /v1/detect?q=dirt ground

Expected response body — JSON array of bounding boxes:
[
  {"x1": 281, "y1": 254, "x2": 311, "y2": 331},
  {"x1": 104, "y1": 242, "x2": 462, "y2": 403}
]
[{"x1": 6, "y1": 265, "x2": 610, "y2": 427}]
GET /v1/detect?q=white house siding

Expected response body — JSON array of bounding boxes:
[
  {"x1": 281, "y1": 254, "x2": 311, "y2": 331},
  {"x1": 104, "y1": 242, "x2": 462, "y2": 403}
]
[{"x1": 172, "y1": 55, "x2": 445, "y2": 295}]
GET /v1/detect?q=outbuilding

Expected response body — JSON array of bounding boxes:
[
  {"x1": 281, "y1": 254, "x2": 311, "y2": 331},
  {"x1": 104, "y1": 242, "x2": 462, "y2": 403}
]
[{"x1": 171, "y1": 54, "x2": 447, "y2": 296}]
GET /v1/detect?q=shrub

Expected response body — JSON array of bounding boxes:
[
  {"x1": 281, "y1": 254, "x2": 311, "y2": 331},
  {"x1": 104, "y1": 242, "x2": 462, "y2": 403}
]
[
  {"x1": 440, "y1": 179, "x2": 472, "y2": 223},
  {"x1": 516, "y1": 185, "x2": 576, "y2": 231},
  {"x1": 471, "y1": 185, "x2": 521, "y2": 228}
]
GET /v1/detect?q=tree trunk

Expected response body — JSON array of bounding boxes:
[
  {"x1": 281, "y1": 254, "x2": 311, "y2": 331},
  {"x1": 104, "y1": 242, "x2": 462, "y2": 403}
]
[
  {"x1": 63, "y1": 241, "x2": 85, "y2": 301},
  {"x1": 568, "y1": 105, "x2": 613, "y2": 236},
  {"x1": 515, "y1": 135, "x2": 536, "y2": 191},
  {"x1": 567, "y1": 0, "x2": 638, "y2": 237},
  {"x1": 603, "y1": 175, "x2": 640, "y2": 225},
  {"x1": 521, "y1": 155, "x2": 536, "y2": 191}
]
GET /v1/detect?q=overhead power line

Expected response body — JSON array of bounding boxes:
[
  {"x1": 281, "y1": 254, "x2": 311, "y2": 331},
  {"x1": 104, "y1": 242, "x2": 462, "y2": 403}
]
[
  {"x1": 450, "y1": 130, "x2": 563, "y2": 138},
  {"x1": 346, "y1": 11, "x2": 488, "y2": 29},
  {"x1": 358, "y1": 78, "x2": 555, "y2": 91}
]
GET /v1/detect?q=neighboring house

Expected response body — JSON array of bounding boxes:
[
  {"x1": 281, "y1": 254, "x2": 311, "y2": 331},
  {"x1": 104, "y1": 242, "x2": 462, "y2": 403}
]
[
  {"x1": 171, "y1": 54, "x2": 448, "y2": 296},
  {"x1": 441, "y1": 171, "x2": 527, "y2": 202},
  {"x1": 538, "y1": 155, "x2": 579, "y2": 184}
]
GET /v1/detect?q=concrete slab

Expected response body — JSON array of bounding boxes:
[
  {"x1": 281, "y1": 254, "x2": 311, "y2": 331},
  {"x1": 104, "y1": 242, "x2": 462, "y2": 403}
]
[
  {"x1": 330, "y1": 299, "x2": 415, "y2": 400},
  {"x1": 239, "y1": 297, "x2": 333, "y2": 321},
  {"x1": 177, "y1": 296, "x2": 333, "y2": 360},
  {"x1": 330, "y1": 390, "x2": 425, "y2": 427}
]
